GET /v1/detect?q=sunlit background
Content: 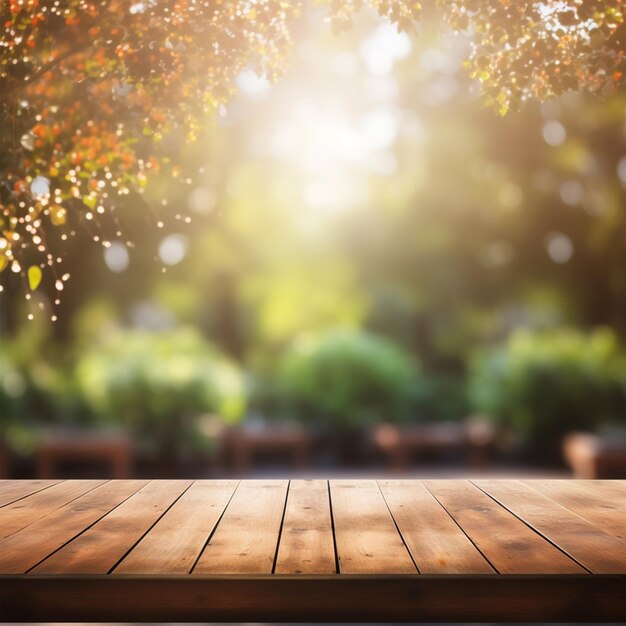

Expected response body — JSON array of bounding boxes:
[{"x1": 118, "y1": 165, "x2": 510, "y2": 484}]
[{"x1": 1, "y1": 6, "x2": 625, "y2": 480}]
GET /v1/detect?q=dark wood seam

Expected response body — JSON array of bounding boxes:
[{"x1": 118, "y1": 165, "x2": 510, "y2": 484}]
[
  {"x1": 188, "y1": 479, "x2": 241, "y2": 574},
  {"x1": 376, "y1": 480, "x2": 420, "y2": 574},
  {"x1": 107, "y1": 480, "x2": 197, "y2": 574},
  {"x1": 0, "y1": 480, "x2": 65, "y2": 509},
  {"x1": 470, "y1": 479, "x2": 593, "y2": 574},
  {"x1": 5, "y1": 479, "x2": 111, "y2": 543},
  {"x1": 521, "y1": 480, "x2": 623, "y2": 534},
  {"x1": 327, "y1": 479, "x2": 340, "y2": 574},
  {"x1": 422, "y1": 480, "x2": 500, "y2": 574},
  {"x1": 25, "y1": 481, "x2": 150, "y2": 574},
  {"x1": 271, "y1": 479, "x2": 291, "y2": 574},
  {"x1": 23, "y1": 479, "x2": 146, "y2": 574}
]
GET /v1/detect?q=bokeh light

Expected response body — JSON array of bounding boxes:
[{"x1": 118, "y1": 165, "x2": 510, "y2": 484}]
[
  {"x1": 158, "y1": 234, "x2": 189, "y2": 266},
  {"x1": 104, "y1": 242, "x2": 130, "y2": 273}
]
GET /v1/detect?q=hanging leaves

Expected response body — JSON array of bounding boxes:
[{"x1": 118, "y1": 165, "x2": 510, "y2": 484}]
[
  {"x1": 27, "y1": 265, "x2": 42, "y2": 291},
  {"x1": 443, "y1": 0, "x2": 625, "y2": 114},
  {"x1": 1, "y1": 0, "x2": 303, "y2": 316},
  {"x1": 0, "y1": 0, "x2": 623, "y2": 318}
]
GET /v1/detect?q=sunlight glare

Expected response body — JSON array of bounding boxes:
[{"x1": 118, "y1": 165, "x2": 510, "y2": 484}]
[
  {"x1": 303, "y1": 176, "x2": 367, "y2": 214},
  {"x1": 236, "y1": 69, "x2": 271, "y2": 98},
  {"x1": 360, "y1": 24, "x2": 411, "y2": 75},
  {"x1": 270, "y1": 101, "x2": 399, "y2": 173}
]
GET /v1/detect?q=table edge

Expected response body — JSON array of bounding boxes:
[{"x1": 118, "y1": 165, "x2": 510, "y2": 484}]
[{"x1": 2, "y1": 573, "x2": 624, "y2": 622}]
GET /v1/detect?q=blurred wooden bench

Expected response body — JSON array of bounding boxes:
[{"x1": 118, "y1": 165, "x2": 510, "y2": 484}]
[
  {"x1": 563, "y1": 432, "x2": 626, "y2": 479},
  {"x1": 372, "y1": 418, "x2": 496, "y2": 470},
  {"x1": 221, "y1": 426, "x2": 310, "y2": 474},
  {"x1": 35, "y1": 433, "x2": 132, "y2": 479}
]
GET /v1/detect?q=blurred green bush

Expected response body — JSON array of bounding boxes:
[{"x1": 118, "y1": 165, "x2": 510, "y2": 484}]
[
  {"x1": 469, "y1": 328, "x2": 626, "y2": 460},
  {"x1": 75, "y1": 327, "x2": 246, "y2": 460},
  {"x1": 274, "y1": 329, "x2": 418, "y2": 431},
  {"x1": 0, "y1": 322, "x2": 86, "y2": 456},
  {"x1": 0, "y1": 348, "x2": 42, "y2": 455},
  {"x1": 3, "y1": 318, "x2": 624, "y2": 470},
  {"x1": 412, "y1": 373, "x2": 470, "y2": 423}
]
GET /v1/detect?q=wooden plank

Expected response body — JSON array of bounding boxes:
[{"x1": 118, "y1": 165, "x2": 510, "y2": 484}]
[
  {"x1": 379, "y1": 480, "x2": 494, "y2": 574},
  {"x1": 524, "y1": 480, "x2": 626, "y2": 539},
  {"x1": 424, "y1": 480, "x2": 584, "y2": 574},
  {"x1": 474, "y1": 479, "x2": 626, "y2": 574},
  {"x1": 0, "y1": 481, "x2": 17, "y2": 495},
  {"x1": 571, "y1": 480, "x2": 626, "y2": 506},
  {"x1": 114, "y1": 480, "x2": 238, "y2": 575},
  {"x1": 274, "y1": 480, "x2": 336, "y2": 575},
  {"x1": 0, "y1": 479, "x2": 105, "y2": 540},
  {"x1": 2, "y1": 575, "x2": 624, "y2": 622},
  {"x1": 0, "y1": 480, "x2": 148, "y2": 574},
  {"x1": 330, "y1": 480, "x2": 416, "y2": 574},
  {"x1": 31, "y1": 480, "x2": 191, "y2": 574},
  {"x1": 193, "y1": 480, "x2": 288, "y2": 574},
  {"x1": 0, "y1": 480, "x2": 63, "y2": 508}
]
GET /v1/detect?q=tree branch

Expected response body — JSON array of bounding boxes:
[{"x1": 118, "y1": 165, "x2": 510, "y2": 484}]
[{"x1": 4, "y1": 43, "x2": 91, "y2": 100}]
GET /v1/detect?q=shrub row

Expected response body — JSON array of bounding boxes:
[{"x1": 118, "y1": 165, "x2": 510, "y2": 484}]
[{"x1": 1, "y1": 326, "x2": 624, "y2": 461}]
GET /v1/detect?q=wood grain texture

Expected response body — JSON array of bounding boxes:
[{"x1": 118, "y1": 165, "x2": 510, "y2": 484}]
[
  {"x1": 114, "y1": 480, "x2": 238, "y2": 574},
  {"x1": 424, "y1": 480, "x2": 584, "y2": 574},
  {"x1": 2, "y1": 575, "x2": 624, "y2": 622},
  {"x1": 524, "y1": 480, "x2": 626, "y2": 540},
  {"x1": 0, "y1": 480, "x2": 105, "y2": 540},
  {"x1": 379, "y1": 479, "x2": 494, "y2": 574},
  {"x1": 31, "y1": 480, "x2": 191, "y2": 574},
  {"x1": 0, "y1": 480, "x2": 147, "y2": 574},
  {"x1": 193, "y1": 480, "x2": 288, "y2": 574},
  {"x1": 571, "y1": 480, "x2": 626, "y2": 506},
  {"x1": 330, "y1": 480, "x2": 416, "y2": 574},
  {"x1": 1, "y1": 479, "x2": 625, "y2": 623},
  {"x1": 274, "y1": 480, "x2": 336, "y2": 574},
  {"x1": 0, "y1": 480, "x2": 62, "y2": 508},
  {"x1": 474, "y1": 479, "x2": 626, "y2": 574}
]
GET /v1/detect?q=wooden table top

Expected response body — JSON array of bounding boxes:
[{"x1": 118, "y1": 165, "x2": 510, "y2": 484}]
[{"x1": 1, "y1": 478, "x2": 625, "y2": 622}]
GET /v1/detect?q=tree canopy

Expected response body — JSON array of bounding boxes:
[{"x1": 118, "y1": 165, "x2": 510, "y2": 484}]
[{"x1": 1, "y1": 0, "x2": 624, "y2": 316}]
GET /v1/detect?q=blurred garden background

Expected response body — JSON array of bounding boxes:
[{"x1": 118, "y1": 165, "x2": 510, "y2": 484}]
[{"x1": 1, "y1": 4, "x2": 625, "y2": 479}]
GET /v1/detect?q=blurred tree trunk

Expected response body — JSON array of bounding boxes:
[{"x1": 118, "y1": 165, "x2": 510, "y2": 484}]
[{"x1": 214, "y1": 272, "x2": 242, "y2": 360}]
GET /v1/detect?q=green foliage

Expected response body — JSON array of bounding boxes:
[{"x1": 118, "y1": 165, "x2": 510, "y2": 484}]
[
  {"x1": 275, "y1": 329, "x2": 418, "y2": 430},
  {"x1": 1, "y1": 4, "x2": 624, "y2": 468},
  {"x1": 2, "y1": 0, "x2": 623, "y2": 312},
  {"x1": 1, "y1": 0, "x2": 301, "y2": 306},
  {"x1": 444, "y1": 0, "x2": 625, "y2": 115},
  {"x1": 0, "y1": 322, "x2": 86, "y2": 453},
  {"x1": 0, "y1": 348, "x2": 36, "y2": 452},
  {"x1": 244, "y1": 258, "x2": 368, "y2": 349},
  {"x1": 469, "y1": 328, "x2": 626, "y2": 458},
  {"x1": 413, "y1": 373, "x2": 470, "y2": 422},
  {"x1": 75, "y1": 327, "x2": 246, "y2": 455}
]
